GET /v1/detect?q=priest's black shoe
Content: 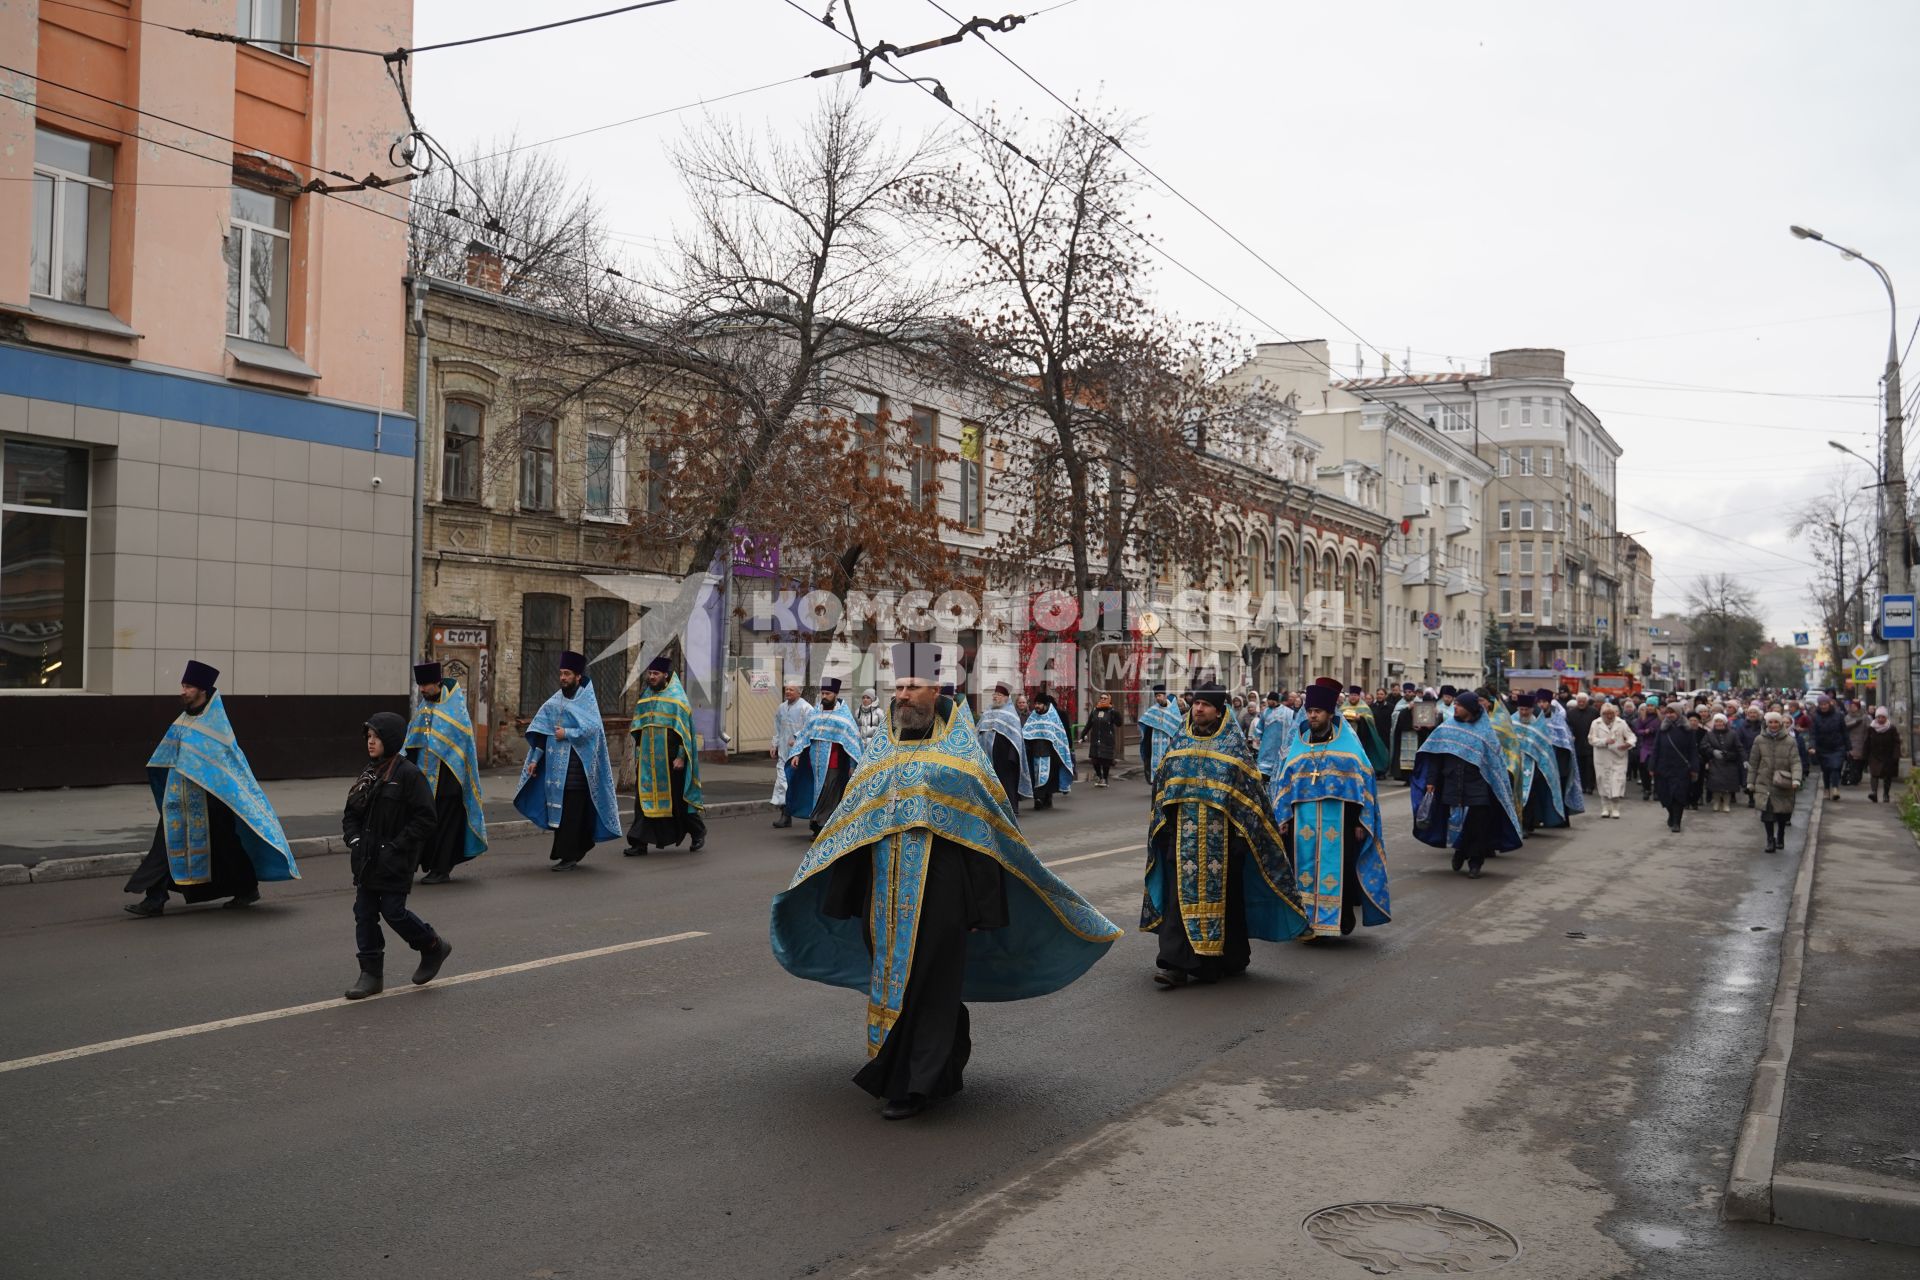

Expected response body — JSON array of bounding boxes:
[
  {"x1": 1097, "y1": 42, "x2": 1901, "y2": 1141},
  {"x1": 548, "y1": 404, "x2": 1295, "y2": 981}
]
[
  {"x1": 123, "y1": 899, "x2": 164, "y2": 918},
  {"x1": 690, "y1": 835, "x2": 705, "y2": 852},
  {"x1": 624, "y1": 844, "x2": 649, "y2": 857},
  {"x1": 772, "y1": 809, "x2": 793, "y2": 828},
  {"x1": 881, "y1": 1096, "x2": 927, "y2": 1120},
  {"x1": 1152, "y1": 968, "x2": 1188, "y2": 988},
  {"x1": 224, "y1": 890, "x2": 260, "y2": 909},
  {"x1": 345, "y1": 958, "x2": 383, "y2": 1000},
  {"x1": 412, "y1": 937, "x2": 452, "y2": 986},
  {"x1": 419, "y1": 871, "x2": 451, "y2": 884}
]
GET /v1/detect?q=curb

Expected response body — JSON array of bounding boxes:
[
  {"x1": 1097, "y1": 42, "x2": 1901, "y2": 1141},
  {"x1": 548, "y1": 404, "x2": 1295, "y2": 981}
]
[
  {"x1": 7, "y1": 799, "x2": 769, "y2": 888},
  {"x1": 1722, "y1": 786, "x2": 1822, "y2": 1224},
  {"x1": 1723, "y1": 786, "x2": 1920, "y2": 1247}
]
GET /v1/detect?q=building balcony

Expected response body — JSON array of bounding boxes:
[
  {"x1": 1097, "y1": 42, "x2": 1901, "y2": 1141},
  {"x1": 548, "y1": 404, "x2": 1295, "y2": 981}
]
[
  {"x1": 1444, "y1": 568, "x2": 1481, "y2": 597},
  {"x1": 1444, "y1": 501, "x2": 1474, "y2": 538},
  {"x1": 1400, "y1": 553, "x2": 1431, "y2": 587},
  {"x1": 1400, "y1": 481, "x2": 1433, "y2": 518}
]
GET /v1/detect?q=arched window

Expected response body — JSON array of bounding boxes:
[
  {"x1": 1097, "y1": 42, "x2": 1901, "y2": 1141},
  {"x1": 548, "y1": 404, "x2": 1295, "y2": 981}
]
[
  {"x1": 1248, "y1": 533, "x2": 1269, "y2": 599},
  {"x1": 1277, "y1": 540, "x2": 1293, "y2": 598}
]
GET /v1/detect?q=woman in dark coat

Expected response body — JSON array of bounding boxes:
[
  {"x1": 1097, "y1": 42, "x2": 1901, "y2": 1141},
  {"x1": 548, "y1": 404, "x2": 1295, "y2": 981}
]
[
  {"x1": 1864, "y1": 706, "x2": 1903, "y2": 803},
  {"x1": 1633, "y1": 704, "x2": 1661, "y2": 801},
  {"x1": 1650, "y1": 705, "x2": 1700, "y2": 833},
  {"x1": 1702, "y1": 714, "x2": 1743, "y2": 811},
  {"x1": 1083, "y1": 694, "x2": 1121, "y2": 787},
  {"x1": 341, "y1": 713, "x2": 454, "y2": 1000},
  {"x1": 1686, "y1": 710, "x2": 1710, "y2": 809}
]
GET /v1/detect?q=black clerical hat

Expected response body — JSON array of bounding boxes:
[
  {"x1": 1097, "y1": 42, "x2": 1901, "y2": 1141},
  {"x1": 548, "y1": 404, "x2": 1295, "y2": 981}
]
[
  {"x1": 181, "y1": 660, "x2": 219, "y2": 690},
  {"x1": 560, "y1": 651, "x2": 587, "y2": 674},
  {"x1": 412, "y1": 661, "x2": 442, "y2": 686}
]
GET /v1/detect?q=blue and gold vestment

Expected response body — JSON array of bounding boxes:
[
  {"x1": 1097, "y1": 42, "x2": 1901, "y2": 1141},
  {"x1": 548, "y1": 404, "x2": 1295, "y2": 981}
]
[
  {"x1": 784, "y1": 701, "x2": 863, "y2": 821},
  {"x1": 1409, "y1": 715, "x2": 1524, "y2": 854},
  {"x1": 1272, "y1": 717, "x2": 1390, "y2": 937},
  {"x1": 1517, "y1": 716, "x2": 1568, "y2": 828},
  {"x1": 771, "y1": 698, "x2": 1121, "y2": 1056},
  {"x1": 1140, "y1": 700, "x2": 1185, "y2": 779},
  {"x1": 403, "y1": 680, "x2": 488, "y2": 861},
  {"x1": 515, "y1": 679, "x2": 622, "y2": 841},
  {"x1": 976, "y1": 703, "x2": 1033, "y2": 801},
  {"x1": 630, "y1": 674, "x2": 704, "y2": 820},
  {"x1": 146, "y1": 692, "x2": 298, "y2": 884},
  {"x1": 1541, "y1": 702, "x2": 1587, "y2": 814},
  {"x1": 1142, "y1": 713, "x2": 1307, "y2": 954},
  {"x1": 1021, "y1": 704, "x2": 1075, "y2": 792}
]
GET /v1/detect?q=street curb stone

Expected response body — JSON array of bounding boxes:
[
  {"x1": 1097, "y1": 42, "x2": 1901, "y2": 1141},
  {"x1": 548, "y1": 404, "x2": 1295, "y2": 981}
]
[
  {"x1": 1721, "y1": 788, "x2": 1920, "y2": 1246},
  {"x1": 6, "y1": 799, "x2": 767, "y2": 889},
  {"x1": 1723, "y1": 786, "x2": 1823, "y2": 1224}
]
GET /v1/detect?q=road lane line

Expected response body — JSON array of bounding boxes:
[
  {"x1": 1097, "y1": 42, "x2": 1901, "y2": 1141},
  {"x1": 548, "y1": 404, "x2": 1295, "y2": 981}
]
[
  {"x1": 1043, "y1": 843, "x2": 1143, "y2": 868},
  {"x1": 0, "y1": 930, "x2": 707, "y2": 1076}
]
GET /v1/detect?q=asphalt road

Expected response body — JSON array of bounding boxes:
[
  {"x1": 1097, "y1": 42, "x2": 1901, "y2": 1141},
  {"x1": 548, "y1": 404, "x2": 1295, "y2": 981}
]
[{"x1": 2, "y1": 780, "x2": 1915, "y2": 1279}]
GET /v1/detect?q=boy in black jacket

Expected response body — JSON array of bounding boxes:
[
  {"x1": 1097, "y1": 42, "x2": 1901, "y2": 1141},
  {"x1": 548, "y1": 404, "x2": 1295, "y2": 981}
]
[{"x1": 343, "y1": 713, "x2": 454, "y2": 999}]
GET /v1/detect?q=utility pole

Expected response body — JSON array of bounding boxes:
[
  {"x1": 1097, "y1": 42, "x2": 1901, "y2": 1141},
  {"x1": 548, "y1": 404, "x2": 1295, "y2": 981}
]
[{"x1": 1833, "y1": 521, "x2": 1848, "y2": 672}]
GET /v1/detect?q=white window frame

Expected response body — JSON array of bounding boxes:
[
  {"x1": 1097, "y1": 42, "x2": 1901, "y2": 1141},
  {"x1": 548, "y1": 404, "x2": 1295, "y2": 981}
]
[
  {"x1": 236, "y1": 0, "x2": 300, "y2": 57},
  {"x1": 1541, "y1": 446, "x2": 1554, "y2": 477},
  {"x1": 1499, "y1": 501, "x2": 1512, "y2": 531},
  {"x1": 1498, "y1": 575, "x2": 1512, "y2": 615},
  {"x1": 1498, "y1": 448, "x2": 1511, "y2": 477},
  {"x1": 1520, "y1": 396, "x2": 1533, "y2": 426},
  {"x1": 1498, "y1": 399, "x2": 1511, "y2": 428},
  {"x1": 226, "y1": 186, "x2": 291, "y2": 346},
  {"x1": 1520, "y1": 502, "x2": 1535, "y2": 531},
  {"x1": 1518, "y1": 446, "x2": 1533, "y2": 477},
  {"x1": 583, "y1": 427, "x2": 627, "y2": 522},
  {"x1": 31, "y1": 127, "x2": 113, "y2": 309},
  {"x1": 1542, "y1": 501, "x2": 1555, "y2": 532}
]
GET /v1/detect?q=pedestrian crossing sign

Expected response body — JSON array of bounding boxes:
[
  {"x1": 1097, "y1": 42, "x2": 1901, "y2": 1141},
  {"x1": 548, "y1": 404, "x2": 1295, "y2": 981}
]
[{"x1": 1851, "y1": 664, "x2": 1876, "y2": 684}]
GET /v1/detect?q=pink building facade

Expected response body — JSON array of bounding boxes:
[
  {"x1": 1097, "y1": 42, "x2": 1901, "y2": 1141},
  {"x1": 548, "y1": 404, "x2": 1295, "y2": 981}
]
[{"x1": 0, "y1": 0, "x2": 417, "y2": 785}]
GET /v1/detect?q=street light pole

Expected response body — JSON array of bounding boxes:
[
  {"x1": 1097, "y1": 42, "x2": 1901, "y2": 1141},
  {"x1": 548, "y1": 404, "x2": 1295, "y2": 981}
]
[{"x1": 1794, "y1": 225, "x2": 1909, "y2": 755}]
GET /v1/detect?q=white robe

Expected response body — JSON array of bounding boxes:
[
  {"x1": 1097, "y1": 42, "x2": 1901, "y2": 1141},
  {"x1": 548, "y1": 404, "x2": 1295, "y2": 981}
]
[
  {"x1": 770, "y1": 697, "x2": 813, "y2": 805},
  {"x1": 1588, "y1": 716, "x2": 1637, "y2": 800}
]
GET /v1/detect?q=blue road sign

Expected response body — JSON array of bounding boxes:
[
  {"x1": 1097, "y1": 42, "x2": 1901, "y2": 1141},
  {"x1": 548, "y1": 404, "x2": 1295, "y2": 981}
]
[
  {"x1": 1884, "y1": 595, "x2": 1916, "y2": 641},
  {"x1": 1793, "y1": 631, "x2": 1810, "y2": 646}
]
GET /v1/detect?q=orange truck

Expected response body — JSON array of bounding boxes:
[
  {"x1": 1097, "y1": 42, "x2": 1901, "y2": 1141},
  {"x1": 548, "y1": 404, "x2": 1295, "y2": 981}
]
[{"x1": 1587, "y1": 671, "x2": 1643, "y2": 700}]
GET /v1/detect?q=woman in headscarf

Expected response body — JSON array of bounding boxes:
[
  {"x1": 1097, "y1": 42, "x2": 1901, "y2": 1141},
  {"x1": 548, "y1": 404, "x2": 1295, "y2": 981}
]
[
  {"x1": 1633, "y1": 700, "x2": 1661, "y2": 802},
  {"x1": 1733, "y1": 703, "x2": 1765, "y2": 809},
  {"x1": 1702, "y1": 713, "x2": 1743, "y2": 812},
  {"x1": 1864, "y1": 706, "x2": 1903, "y2": 803},
  {"x1": 1747, "y1": 710, "x2": 1803, "y2": 853}
]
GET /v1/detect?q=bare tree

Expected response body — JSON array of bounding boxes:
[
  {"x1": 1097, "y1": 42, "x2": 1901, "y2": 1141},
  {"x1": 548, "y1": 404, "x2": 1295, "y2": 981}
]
[
  {"x1": 1791, "y1": 475, "x2": 1877, "y2": 662},
  {"x1": 929, "y1": 105, "x2": 1268, "y2": 603},
  {"x1": 1684, "y1": 573, "x2": 1765, "y2": 683}
]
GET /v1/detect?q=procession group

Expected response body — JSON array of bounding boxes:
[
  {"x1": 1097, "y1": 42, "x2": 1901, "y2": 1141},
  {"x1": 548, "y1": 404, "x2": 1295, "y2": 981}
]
[{"x1": 118, "y1": 648, "x2": 1890, "y2": 1122}]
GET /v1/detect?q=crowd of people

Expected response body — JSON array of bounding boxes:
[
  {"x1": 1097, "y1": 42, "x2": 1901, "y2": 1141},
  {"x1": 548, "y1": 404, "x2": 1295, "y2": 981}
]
[{"x1": 117, "y1": 650, "x2": 1904, "y2": 1124}]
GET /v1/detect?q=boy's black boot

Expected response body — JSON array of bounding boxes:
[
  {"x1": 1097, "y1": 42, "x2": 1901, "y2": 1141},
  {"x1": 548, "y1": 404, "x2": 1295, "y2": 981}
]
[{"x1": 345, "y1": 954, "x2": 383, "y2": 1000}]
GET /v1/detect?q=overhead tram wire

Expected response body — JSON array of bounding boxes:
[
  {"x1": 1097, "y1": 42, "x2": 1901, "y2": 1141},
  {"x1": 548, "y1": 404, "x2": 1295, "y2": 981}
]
[{"x1": 35, "y1": 0, "x2": 686, "y2": 58}]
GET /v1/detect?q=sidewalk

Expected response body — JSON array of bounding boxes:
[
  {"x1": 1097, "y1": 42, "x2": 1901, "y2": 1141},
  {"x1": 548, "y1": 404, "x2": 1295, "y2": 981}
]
[
  {"x1": 1727, "y1": 779, "x2": 1920, "y2": 1247},
  {"x1": 0, "y1": 759, "x2": 778, "y2": 872}
]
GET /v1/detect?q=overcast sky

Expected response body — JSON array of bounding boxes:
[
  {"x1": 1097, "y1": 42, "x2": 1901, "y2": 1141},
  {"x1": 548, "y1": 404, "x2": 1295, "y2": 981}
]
[{"x1": 412, "y1": 0, "x2": 1920, "y2": 643}]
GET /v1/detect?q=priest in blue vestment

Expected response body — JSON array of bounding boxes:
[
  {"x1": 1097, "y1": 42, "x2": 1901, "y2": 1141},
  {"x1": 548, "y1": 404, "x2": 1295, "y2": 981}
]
[
  {"x1": 1411, "y1": 691, "x2": 1523, "y2": 878},
  {"x1": 1022, "y1": 691, "x2": 1074, "y2": 810},
  {"x1": 625, "y1": 654, "x2": 706, "y2": 854},
  {"x1": 1273, "y1": 680, "x2": 1390, "y2": 939},
  {"x1": 1514, "y1": 701, "x2": 1568, "y2": 833},
  {"x1": 124, "y1": 660, "x2": 298, "y2": 916},
  {"x1": 1138, "y1": 684, "x2": 1183, "y2": 783},
  {"x1": 976, "y1": 681, "x2": 1032, "y2": 817},
  {"x1": 1535, "y1": 690, "x2": 1587, "y2": 820},
  {"x1": 515, "y1": 651, "x2": 621, "y2": 871},
  {"x1": 784, "y1": 677, "x2": 865, "y2": 835},
  {"x1": 773, "y1": 643, "x2": 1120, "y2": 1119},
  {"x1": 404, "y1": 661, "x2": 487, "y2": 884},
  {"x1": 1144, "y1": 683, "x2": 1308, "y2": 986},
  {"x1": 1255, "y1": 690, "x2": 1296, "y2": 785}
]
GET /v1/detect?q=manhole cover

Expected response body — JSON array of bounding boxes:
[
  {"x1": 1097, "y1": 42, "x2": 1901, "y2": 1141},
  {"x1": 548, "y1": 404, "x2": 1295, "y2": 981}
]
[{"x1": 1302, "y1": 1202, "x2": 1521, "y2": 1275}]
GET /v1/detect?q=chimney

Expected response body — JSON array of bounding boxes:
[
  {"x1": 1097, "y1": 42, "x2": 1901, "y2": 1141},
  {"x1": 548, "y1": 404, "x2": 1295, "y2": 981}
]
[
  {"x1": 464, "y1": 239, "x2": 503, "y2": 292},
  {"x1": 1488, "y1": 348, "x2": 1566, "y2": 380}
]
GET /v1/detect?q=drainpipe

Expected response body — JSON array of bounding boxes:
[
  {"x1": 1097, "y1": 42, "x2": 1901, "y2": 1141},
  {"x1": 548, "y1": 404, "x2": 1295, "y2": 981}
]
[{"x1": 409, "y1": 278, "x2": 429, "y2": 689}]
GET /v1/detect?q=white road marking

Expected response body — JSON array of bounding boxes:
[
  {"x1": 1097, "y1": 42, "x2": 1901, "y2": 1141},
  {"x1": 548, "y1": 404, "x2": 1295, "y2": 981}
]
[
  {"x1": 0, "y1": 930, "x2": 707, "y2": 1076},
  {"x1": 1043, "y1": 843, "x2": 1143, "y2": 868}
]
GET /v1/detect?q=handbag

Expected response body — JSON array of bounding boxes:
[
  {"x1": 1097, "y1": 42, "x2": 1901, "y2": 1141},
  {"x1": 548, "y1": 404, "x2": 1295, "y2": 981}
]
[{"x1": 1771, "y1": 769, "x2": 1795, "y2": 790}]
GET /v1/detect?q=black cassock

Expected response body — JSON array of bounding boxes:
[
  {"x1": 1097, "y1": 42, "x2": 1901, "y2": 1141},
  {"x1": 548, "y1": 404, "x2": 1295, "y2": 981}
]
[
  {"x1": 416, "y1": 765, "x2": 468, "y2": 877},
  {"x1": 1565, "y1": 707, "x2": 1600, "y2": 793},
  {"x1": 1155, "y1": 839, "x2": 1251, "y2": 980},
  {"x1": 823, "y1": 837, "x2": 1008, "y2": 1105},
  {"x1": 1029, "y1": 742, "x2": 1065, "y2": 808},
  {"x1": 989, "y1": 735, "x2": 1023, "y2": 817},
  {"x1": 124, "y1": 793, "x2": 258, "y2": 904},
  {"x1": 1280, "y1": 796, "x2": 1367, "y2": 935},
  {"x1": 552, "y1": 751, "x2": 598, "y2": 862},
  {"x1": 627, "y1": 728, "x2": 707, "y2": 850},
  {"x1": 808, "y1": 743, "x2": 854, "y2": 835}
]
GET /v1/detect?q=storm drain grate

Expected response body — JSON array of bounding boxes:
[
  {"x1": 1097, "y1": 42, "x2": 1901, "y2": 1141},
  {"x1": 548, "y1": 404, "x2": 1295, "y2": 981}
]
[{"x1": 1301, "y1": 1201, "x2": 1521, "y2": 1275}]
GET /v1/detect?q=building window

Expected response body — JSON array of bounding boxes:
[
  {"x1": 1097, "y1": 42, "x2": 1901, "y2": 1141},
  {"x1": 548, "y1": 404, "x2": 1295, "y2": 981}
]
[
  {"x1": 520, "y1": 594, "x2": 569, "y2": 714},
  {"x1": 853, "y1": 390, "x2": 887, "y2": 481},
  {"x1": 584, "y1": 598, "x2": 629, "y2": 697},
  {"x1": 1498, "y1": 575, "x2": 1512, "y2": 615},
  {"x1": 1518, "y1": 446, "x2": 1533, "y2": 477},
  {"x1": 225, "y1": 186, "x2": 291, "y2": 345},
  {"x1": 236, "y1": 0, "x2": 299, "y2": 56},
  {"x1": 1541, "y1": 447, "x2": 1554, "y2": 477},
  {"x1": 584, "y1": 427, "x2": 626, "y2": 522},
  {"x1": 1542, "y1": 398, "x2": 1556, "y2": 428},
  {"x1": 909, "y1": 405, "x2": 938, "y2": 510},
  {"x1": 1498, "y1": 542, "x2": 1511, "y2": 574},
  {"x1": 518, "y1": 416, "x2": 556, "y2": 513},
  {"x1": 1498, "y1": 399, "x2": 1510, "y2": 428},
  {"x1": 442, "y1": 399, "x2": 482, "y2": 502},
  {"x1": 30, "y1": 127, "x2": 113, "y2": 309},
  {"x1": 1, "y1": 441, "x2": 90, "y2": 690},
  {"x1": 1498, "y1": 501, "x2": 1512, "y2": 531},
  {"x1": 958, "y1": 421, "x2": 984, "y2": 531},
  {"x1": 1520, "y1": 397, "x2": 1533, "y2": 426},
  {"x1": 1541, "y1": 586, "x2": 1554, "y2": 626},
  {"x1": 1520, "y1": 575, "x2": 1535, "y2": 615},
  {"x1": 1519, "y1": 502, "x2": 1535, "y2": 531},
  {"x1": 1542, "y1": 501, "x2": 1555, "y2": 532},
  {"x1": 1440, "y1": 404, "x2": 1470, "y2": 433},
  {"x1": 1498, "y1": 448, "x2": 1511, "y2": 477},
  {"x1": 1519, "y1": 541, "x2": 1534, "y2": 574},
  {"x1": 645, "y1": 446, "x2": 669, "y2": 515}
]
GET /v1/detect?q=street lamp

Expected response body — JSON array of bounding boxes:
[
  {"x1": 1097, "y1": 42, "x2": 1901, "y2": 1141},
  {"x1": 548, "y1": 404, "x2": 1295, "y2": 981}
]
[{"x1": 1794, "y1": 224, "x2": 1910, "y2": 755}]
